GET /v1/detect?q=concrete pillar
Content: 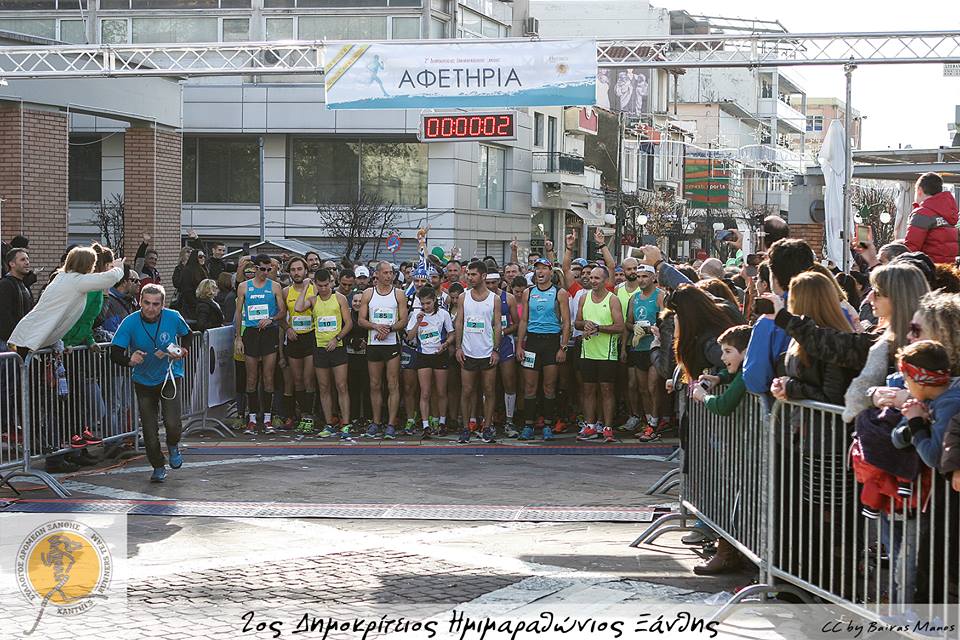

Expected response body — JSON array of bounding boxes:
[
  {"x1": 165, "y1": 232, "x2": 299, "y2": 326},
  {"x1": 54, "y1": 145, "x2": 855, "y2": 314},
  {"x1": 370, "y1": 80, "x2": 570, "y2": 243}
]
[
  {"x1": 0, "y1": 101, "x2": 68, "y2": 289},
  {"x1": 123, "y1": 124, "x2": 182, "y2": 282}
]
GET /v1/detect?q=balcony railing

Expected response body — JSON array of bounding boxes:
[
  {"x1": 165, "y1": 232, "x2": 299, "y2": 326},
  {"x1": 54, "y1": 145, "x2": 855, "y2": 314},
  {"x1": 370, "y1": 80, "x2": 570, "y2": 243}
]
[{"x1": 532, "y1": 152, "x2": 585, "y2": 175}]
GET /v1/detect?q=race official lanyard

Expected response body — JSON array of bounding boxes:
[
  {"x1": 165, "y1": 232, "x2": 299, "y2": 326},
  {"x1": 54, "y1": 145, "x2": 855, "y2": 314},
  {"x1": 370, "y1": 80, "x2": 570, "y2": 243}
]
[{"x1": 140, "y1": 314, "x2": 178, "y2": 399}]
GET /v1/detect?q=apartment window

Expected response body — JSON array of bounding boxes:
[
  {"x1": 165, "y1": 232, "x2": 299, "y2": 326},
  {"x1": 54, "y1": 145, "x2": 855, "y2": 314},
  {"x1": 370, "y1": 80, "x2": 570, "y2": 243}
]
[
  {"x1": 457, "y1": 6, "x2": 506, "y2": 38},
  {"x1": 69, "y1": 136, "x2": 101, "y2": 203},
  {"x1": 263, "y1": 0, "x2": 421, "y2": 5},
  {"x1": 222, "y1": 18, "x2": 249, "y2": 42},
  {"x1": 132, "y1": 17, "x2": 218, "y2": 43},
  {"x1": 533, "y1": 112, "x2": 544, "y2": 148},
  {"x1": 298, "y1": 15, "x2": 387, "y2": 40},
  {"x1": 265, "y1": 0, "x2": 419, "y2": 5},
  {"x1": 429, "y1": 17, "x2": 445, "y2": 38},
  {"x1": 0, "y1": 18, "x2": 55, "y2": 39},
  {"x1": 290, "y1": 138, "x2": 427, "y2": 208},
  {"x1": 361, "y1": 142, "x2": 428, "y2": 206},
  {"x1": 100, "y1": 18, "x2": 126, "y2": 44},
  {"x1": 390, "y1": 16, "x2": 419, "y2": 39},
  {"x1": 100, "y1": 0, "x2": 250, "y2": 7},
  {"x1": 478, "y1": 145, "x2": 505, "y2": 211},
  {"x1": 623, "y1": 149, "x2": 635, "y2": 185},
  {"x1": 459, "y1": 7, "x2": 481, "y2": 35},
  {"x1": 265, "y1": 17, "x2": 293, "y2": 40},
  {"x1": 0, "y1": 0, "x2": 55, "y2": 8},
  {"x1": 182, "y1": 137, "x2": 260, "y2": 204},
  {"x1": 132, "y1": 0, "x2": 218, "y2": 7},
  {"x1": 102, "y1": 17, "x2": 250, "y2": 43},
  {"x1": 806, "y1": 115, "x2": 823, "y2": 132},
  {"x1": 59, "y1": 19, "x2": 85, "y2": 43},
  {"x1": 638, "y1": 147, "x2": 651, "y2": 191}
]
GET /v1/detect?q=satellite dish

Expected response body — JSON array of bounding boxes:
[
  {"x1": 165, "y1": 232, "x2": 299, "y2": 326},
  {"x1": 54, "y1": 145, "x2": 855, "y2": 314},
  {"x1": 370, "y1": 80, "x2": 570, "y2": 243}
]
[{"x1": 810, "y1": 199, "x2": 826, "y2": 224}]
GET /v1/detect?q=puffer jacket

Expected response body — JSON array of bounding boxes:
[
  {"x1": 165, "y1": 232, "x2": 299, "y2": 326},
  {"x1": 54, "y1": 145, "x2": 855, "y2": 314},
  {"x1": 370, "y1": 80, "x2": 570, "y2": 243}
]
[{"x1": 904, "y1": 191, "x2": 959, "y2": 264}]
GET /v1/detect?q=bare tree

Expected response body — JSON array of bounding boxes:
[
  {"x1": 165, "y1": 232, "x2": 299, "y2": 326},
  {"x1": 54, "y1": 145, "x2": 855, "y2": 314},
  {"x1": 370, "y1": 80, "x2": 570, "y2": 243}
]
[
  {"x1": 316, "y1": 192, "x2": 401, "y2": 262},
  {"x1": 852, "y1": 182, "x2": 897, "y2": 248},
  {"x1": 92, "y1": 193, "x2": 125, "y2": 256},
  {"x1": 631, "y1": 189, "x2": 682, "y2": 238}
]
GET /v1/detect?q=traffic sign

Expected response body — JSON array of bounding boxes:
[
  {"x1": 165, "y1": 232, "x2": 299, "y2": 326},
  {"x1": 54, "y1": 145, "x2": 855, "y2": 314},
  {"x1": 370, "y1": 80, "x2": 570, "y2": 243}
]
[{"x1": 386, "y1": 234, "x2": 402, "y2": 254}]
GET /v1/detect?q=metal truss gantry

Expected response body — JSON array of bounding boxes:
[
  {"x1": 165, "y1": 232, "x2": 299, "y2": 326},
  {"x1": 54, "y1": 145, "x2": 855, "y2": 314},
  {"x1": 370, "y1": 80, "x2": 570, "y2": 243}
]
[{"x1": 1, "y1": 31, "x2": 959, "y2": 79}]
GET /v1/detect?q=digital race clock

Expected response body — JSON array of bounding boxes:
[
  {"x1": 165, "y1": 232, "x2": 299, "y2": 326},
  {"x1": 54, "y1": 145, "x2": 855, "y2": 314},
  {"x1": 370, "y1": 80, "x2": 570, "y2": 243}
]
[{"x1": 418, "y1": 112, "x2": 517, "y2": 142}]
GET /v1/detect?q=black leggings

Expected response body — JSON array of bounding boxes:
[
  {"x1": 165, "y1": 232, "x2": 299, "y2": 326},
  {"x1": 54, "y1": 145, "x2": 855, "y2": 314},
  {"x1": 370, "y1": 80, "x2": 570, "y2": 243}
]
[{"x1": 348, "y1": 354, "x2": 370, "y2": 422}]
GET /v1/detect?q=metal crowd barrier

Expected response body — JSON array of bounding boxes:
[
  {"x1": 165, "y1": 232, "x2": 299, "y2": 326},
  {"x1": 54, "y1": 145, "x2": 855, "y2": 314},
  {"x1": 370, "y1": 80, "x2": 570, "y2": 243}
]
[
  {"x1": 768, "y1": 398, "x2": 959, "y2": 632},
  {"x1": 636, "y1": 393, "x2": 959, "y2": 635},
  {"x1": 0, "y1": 327, "x2": 236, "y2": 497},
  {"x1": 181, "y1": 327, "x2": 235, "y2": 439},
  {"x1": 0, "y1": 342, "x2": 141, "y2": 497},
  {"x1": 0, "y1": 351, "x2": 25, "y2": 494}
]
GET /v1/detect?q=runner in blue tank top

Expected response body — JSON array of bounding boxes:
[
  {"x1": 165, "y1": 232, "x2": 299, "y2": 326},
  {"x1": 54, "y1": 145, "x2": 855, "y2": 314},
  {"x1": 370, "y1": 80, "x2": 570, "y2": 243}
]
[
  {"x1": 624, "y1": 264, "x2": 668, "y2": 442},
  {"x1": 234, "y1": 254, "x2": 286, "y2": 435},
  {"x1": 515, "y1": 257, "x2": 570, "y2": 441}
]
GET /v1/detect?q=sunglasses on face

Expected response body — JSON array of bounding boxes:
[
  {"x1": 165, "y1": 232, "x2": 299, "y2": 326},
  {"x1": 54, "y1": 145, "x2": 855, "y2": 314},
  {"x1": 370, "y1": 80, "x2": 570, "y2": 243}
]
[{"x1": 257, "y1": 266, "x2": 269, "y2": 272}]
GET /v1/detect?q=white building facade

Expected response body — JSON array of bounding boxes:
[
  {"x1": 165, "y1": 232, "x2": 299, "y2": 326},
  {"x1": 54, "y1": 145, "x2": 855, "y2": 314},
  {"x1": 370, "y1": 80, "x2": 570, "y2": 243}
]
[{"x1": 0, "y1": 0, "x2": 528, "y2": 265}]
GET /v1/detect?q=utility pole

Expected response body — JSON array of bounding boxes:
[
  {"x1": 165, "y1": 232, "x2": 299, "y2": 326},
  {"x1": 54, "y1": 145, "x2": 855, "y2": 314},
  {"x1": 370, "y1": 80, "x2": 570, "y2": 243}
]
[
  {"x1": 614, "y1": 111, "x2": 625, "y2": 255},
  {"x1": 258, "y1": 136, "x2": 266, "y2": 243},
  {"x1": 842, "y1": 61, "x2": 856, "y2": 273}
]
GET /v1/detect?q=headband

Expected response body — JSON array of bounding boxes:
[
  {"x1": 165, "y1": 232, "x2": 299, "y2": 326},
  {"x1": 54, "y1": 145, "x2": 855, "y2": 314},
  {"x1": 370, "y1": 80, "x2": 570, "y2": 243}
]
[{"x1": 898, "y1": 360, "x2": 951, "y2": 387}]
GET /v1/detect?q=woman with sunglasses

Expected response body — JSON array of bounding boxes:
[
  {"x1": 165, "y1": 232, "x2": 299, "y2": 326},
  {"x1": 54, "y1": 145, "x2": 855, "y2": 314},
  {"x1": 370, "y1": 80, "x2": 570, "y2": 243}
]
[
  {"x1": 844, "y1": 263, "x2": 931, "y2": 422},
  {"x1": 759, "y1": 262, "x2": 930, "y2": 423}
]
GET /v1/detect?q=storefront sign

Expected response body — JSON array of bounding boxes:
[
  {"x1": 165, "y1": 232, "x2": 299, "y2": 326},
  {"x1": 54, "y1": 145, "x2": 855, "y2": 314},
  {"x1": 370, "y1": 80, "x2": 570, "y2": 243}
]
[{"x1": 325, "y1": 40, "x2": 596, "y2": 110}]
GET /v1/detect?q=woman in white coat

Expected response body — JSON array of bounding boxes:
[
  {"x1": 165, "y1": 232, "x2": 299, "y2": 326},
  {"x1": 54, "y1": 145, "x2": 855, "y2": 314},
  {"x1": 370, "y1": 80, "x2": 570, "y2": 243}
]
[{"x1": 8, "y1": 246, "x2": 125, "y2": 354}]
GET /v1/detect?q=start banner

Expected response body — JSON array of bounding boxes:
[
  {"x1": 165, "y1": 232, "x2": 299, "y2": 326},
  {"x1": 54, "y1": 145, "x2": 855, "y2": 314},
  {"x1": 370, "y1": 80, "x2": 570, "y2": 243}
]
[{"x1": 324, "y1": 40, "x2": 597, "y2": 110}]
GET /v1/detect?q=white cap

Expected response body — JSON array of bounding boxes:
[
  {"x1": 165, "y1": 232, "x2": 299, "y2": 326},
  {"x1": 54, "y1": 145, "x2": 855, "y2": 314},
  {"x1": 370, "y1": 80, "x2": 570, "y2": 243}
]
[
  {"x1": 638, "y1": 264, "x2": 656, "y2": 274},
  {"x1": 485, "y1": 272, "x2": 501, "y2": 281},
  {"x1": 354, "y1": 265, "x2": 370, "y2": 278}
]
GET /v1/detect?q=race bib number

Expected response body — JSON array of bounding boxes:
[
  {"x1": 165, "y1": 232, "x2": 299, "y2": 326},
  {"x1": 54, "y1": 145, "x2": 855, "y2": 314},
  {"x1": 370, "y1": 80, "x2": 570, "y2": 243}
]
[
  {"x1": 465, "y1": 316, "x2": 486, "y2": 334},
  {"x1": 247, "y1": 304, "x2": 269, "y2": 321},
  {"x1": 292, "y1": 315, "x2": 313, "y2": 332},
  {"x1": 401, "y1": 350, "x2": 413, "y2": 368},
  {"x1": 316, "y1": 315, "x2": 338, "y2": 332},
  {"x1": 501, "y1": 315, "x2": 508, "y2": 329},
  {"x1": 522, "y1": 351, "x2": 536, "y2": 369},
  {"x1": 419, "y1": 328, "x2": 441, "y2": 346},
  {"x1": 372, "y1": 308, "x2": 395, "y2": 325}
]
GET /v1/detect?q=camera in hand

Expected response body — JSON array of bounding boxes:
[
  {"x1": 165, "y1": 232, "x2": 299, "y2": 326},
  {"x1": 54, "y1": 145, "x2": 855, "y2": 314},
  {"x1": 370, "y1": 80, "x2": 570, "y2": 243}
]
[
  {"x1": 166, "y1": 343, "x2": 184, "y2": 357},
  {"x1": 699, "y1": 380, "x2": 711, "y2": 390},
  {"x1": 753, "y1": 298, "x2": 775, "y2": 316}
]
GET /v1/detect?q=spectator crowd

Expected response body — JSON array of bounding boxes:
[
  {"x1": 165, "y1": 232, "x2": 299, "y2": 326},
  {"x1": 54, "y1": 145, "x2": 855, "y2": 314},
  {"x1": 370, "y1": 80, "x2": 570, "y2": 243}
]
[{"x1": 1, "y1": 172, "x2": 959, "y2": 596}]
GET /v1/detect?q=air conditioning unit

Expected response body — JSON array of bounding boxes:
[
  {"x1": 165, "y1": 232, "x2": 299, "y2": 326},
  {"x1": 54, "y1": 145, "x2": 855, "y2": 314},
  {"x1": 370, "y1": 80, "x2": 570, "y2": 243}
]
[{"x1": 523, "y1": 17, "x2": 539, "y2": 36}]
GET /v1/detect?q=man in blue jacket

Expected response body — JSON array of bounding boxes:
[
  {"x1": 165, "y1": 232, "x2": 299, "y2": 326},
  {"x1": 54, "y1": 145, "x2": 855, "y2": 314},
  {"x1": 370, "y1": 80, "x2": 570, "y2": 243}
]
[{"x1": 742, "y1": 239, "x2": 814, "y2": 394}]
